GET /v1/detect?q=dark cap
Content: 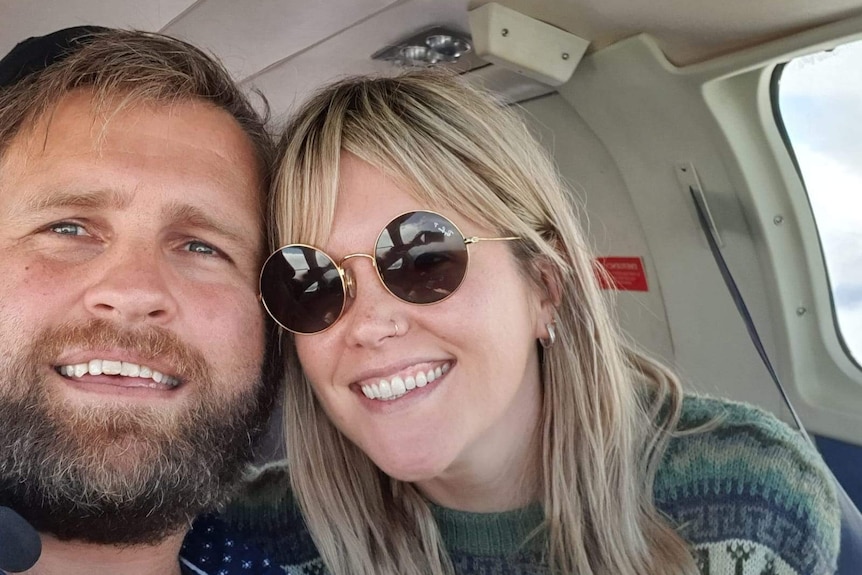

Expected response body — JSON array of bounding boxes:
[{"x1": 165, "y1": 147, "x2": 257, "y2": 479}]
[{"x1": 0, "y1": 25, "x2": 109, "y2": 88}]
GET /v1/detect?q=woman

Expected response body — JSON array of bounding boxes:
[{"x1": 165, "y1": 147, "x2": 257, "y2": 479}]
[{"x1": 236, "y1": 71, "x2": 839, "y2": 575}]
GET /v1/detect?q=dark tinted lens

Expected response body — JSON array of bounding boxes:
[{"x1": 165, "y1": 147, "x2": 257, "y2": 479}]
[
  {"x1": 376, "y1": 211, "x2": 468, "y2": 304},
  {"x1": 260, "y1": 245, "x2": 345, "y2": 334}
]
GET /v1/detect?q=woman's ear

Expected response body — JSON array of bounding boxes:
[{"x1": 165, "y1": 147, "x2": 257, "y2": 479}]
[{"x1": 532, "y1": 256, "x2": 562, "y2": 329}]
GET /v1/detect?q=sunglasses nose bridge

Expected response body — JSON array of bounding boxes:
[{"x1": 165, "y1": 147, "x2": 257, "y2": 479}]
[
  {"x1": 339, "y1": 253, "x2": 376, "y2": 300},
  {"x1": 342, "y1": 267, "x2": 356, "y2": 299}
]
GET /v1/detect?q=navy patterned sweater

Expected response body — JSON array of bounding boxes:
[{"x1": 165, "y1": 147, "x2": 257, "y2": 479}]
[{"x1": 205, "y1": 395, "x2": 840, "y2": 574}]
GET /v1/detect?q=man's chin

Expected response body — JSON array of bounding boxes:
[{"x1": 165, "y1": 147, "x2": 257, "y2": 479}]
[
  {"x1": 0, "y1": 386, "x2": 264, "y2": 545},
  {"x1": 0, "y1": 319, "x2": 280, "y2": 545},
  {"x1": 26, "y1": 507, "x2": 192, "y2": 547},
  {"x1": 1, "y1": 435, "x2": 228, "y2": 545}
]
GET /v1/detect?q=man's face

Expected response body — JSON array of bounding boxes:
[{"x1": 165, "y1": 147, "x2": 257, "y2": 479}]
[{"x1": 0, "y1": 90, "x2": 273, "y2": 544}]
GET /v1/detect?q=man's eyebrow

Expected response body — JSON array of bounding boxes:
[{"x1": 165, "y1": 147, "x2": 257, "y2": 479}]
[
  {"x1": 19, "y1": 191, "x2": 259, "y2": 255},
  {"x1": 22, "y1": 188, "x2": 131, "y2": 212},
  {"x1": 162, "y1": 201, "x2": 259, "y2": 254}
]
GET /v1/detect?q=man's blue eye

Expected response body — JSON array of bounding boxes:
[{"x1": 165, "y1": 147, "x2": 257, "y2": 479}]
[
  {"x1": 51, "y1": 223, "x2": 86, "y2": 236},
  {"x1": 187, "y1": 241, "x2": 217, "y2": 256}
]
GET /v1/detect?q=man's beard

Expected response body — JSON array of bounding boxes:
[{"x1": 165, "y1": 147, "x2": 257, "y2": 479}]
[{"x1": 0, "y1": 319, "x2": 279, "y2": 545}]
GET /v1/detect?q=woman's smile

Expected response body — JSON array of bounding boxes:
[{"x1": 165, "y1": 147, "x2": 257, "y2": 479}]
[{"x1": 357, "y1": 362, "x2": 450, "y2": 401}]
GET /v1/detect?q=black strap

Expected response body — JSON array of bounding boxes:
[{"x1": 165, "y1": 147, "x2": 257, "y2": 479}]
[
  {"x1": 0, "y1": 26, "x2": 109, "y2": 88},
  {"x1": 688, "y1": 187, "x2": 810, "y2": 439},
  {"x1": 689, "y1": 186, "x2": 862, "y2": 573}
]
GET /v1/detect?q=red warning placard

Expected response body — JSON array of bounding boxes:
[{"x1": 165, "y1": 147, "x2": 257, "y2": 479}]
[{"x1": 595, "y1": 257, "x2": 648, "y2": 292}]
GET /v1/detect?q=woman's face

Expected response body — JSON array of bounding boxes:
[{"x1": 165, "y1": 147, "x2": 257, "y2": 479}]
[{"x1": 294, "y1": 153, "x2": 551, "y2": 498}]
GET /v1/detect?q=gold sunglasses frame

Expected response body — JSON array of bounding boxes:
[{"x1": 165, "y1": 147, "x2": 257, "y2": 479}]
[{"x1": 260, "y1": 210, "x2": 519, "y2": 335}]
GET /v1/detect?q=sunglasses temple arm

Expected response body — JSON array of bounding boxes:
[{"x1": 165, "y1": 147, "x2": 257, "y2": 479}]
[{"x1": 465, "y1": 236, "x2": 521, "y2": 244}]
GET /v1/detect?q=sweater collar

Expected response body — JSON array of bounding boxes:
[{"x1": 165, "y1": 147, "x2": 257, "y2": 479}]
[{"x1": 428, "y1": 501, "x2": 545, "y2": 556}]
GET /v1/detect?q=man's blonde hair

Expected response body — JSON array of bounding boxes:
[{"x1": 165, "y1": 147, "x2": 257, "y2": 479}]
[{"x1": 0, "y1": 28, "x2": 274, "y2": 199}]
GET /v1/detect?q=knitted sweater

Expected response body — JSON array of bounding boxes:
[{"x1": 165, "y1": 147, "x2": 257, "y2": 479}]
[{"x1": 210, "y1": 395, "x2": 841, "y2": 574}]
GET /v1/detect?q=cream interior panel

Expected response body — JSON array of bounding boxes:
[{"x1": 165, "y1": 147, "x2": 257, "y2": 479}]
[
  {"x1": 557, "y1": 36, "x2": 788, "y2": 414},
  {"x1": 519, "y1": 94, "x2": 675, "y2": 365},
  {"x1": 550, "y1": 23, "x2": 862, "y2": 444},
  {"x1": 0, "y1": 0, "x2": 197, "y2": 55},
  {"x1": 164, "y1": 0, "x2": 400, "y2": 81}
]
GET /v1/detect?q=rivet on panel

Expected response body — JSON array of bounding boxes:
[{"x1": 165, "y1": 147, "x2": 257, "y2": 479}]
[
  {"x1": 501, "y1": 28, "x2": 509, "y2": 37},
  {"x1": 796, "y1": 307, "x2": 807, "y2": 317},
  {"x1": 773, "y1": 215, "x2": 784, "y2": 225}
]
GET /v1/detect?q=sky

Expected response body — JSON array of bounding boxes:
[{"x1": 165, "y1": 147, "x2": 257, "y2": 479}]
[{"x1": 780, "y1": 40, "x2": 862, "y2": 362}]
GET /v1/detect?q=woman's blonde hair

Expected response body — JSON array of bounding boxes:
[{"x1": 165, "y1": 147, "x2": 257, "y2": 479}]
[{"x1": 273, "y1": 70, "x2": 698, "y2": 575}]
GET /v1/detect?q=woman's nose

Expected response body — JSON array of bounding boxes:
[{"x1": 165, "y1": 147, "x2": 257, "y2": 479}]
[{"x1": 340, "y1": 258, "x2": 405, "y2": 347}]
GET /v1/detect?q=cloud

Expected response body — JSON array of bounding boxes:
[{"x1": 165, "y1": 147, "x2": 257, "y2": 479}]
[
  {"x1": 781, "y1": 41, "x2": 862, "y2": 100},
  {"x1": 780, "y1": 94, "x2": 862, "y2": 172},
  {"x1": 835, "y1": 306, "x2": 862, "y2": 363},
  {"x1": 776, "y1": 46, "x2": 862, "y2": 357},
  {"x1": 833, "y1": 283, "x2": 862, "y2": 310}
]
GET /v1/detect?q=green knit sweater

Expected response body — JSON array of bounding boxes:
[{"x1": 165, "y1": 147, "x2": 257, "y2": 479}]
[{"x1": 215, "y1": 395, "x2": 841, "y2": 574}]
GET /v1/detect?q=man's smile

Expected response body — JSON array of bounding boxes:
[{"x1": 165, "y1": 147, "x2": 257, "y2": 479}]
[
  {"x1": 56, "y1": 358, "x2": 181, "y2": 389},
  {"x1": 52, "y1": 349, "x2": 187, "y2": 395}
]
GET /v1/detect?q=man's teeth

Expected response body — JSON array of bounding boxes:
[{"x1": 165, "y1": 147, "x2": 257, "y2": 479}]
[
  {"x1": 361, "y1": 363, "x2": 449, "y2": 401},
  {"x1": 58, "y1": 360, "x2": 180, "y2": 388}
]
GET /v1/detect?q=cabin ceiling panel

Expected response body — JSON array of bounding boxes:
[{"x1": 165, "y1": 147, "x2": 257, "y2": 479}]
[
  {"x1": 163, "y1": 0, "x2": 400, "y2": 81},
  {"x1": 470, "y1": 0, "x2": 862, "y2": 64},
  {"x1": 246, "y1": 0, "x2": 475, "y2": 117},
  {"x1": 0, "y1": 0, "x2": 196, "y2": 56},
  {"x1": 4, "y1": 0, "x2": 862, "y2": 113}
]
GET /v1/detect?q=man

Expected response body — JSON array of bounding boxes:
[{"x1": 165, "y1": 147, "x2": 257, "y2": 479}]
[{"x1": 0, "y1": 27, "x2": 282, "y2": 574}]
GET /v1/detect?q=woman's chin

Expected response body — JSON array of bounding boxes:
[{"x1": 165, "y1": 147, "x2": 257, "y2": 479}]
[{"x1": 372, "y1": 451, "x2": 451, "y2": 484}]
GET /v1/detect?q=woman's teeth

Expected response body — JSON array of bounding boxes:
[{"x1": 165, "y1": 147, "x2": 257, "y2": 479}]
[
  {"x1": 360, "y1": 363, "x2": 450, "y2": 401},
  {"x1": 57, "y1": 359, "x2": 180, "y2": 388}
]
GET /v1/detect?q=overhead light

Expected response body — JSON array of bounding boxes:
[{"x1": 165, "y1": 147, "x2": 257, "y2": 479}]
[
  {"x1": 425, "y1": 34, "x2": 471, "y2": 61},
  {"x1": 372, "y1": 26, "x2": 477, "y2": 69},
  {"x1": 397, "y1": 45, "x2": 442, "y2": 67}
]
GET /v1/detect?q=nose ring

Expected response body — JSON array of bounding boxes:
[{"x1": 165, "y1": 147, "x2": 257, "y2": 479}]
[{"x1": 391, "y1": 319, "x2": 399, "y2": 337}]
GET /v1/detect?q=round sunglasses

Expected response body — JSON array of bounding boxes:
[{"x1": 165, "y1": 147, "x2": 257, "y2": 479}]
[{"x1": 260, "y1": 210, "x2": 520, "y2": 334}]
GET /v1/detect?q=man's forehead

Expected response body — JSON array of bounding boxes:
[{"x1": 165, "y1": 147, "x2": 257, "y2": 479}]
[
  {"x1": 17, "y1": 89, "x2": 235, "y2": 147},
  {"x1": 4, "y1": 89, "x2": 258, "y2": 180}
]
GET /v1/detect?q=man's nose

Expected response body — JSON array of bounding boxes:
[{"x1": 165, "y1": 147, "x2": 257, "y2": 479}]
[{"x1": 82, "y1": 244, "x2": 178, "y2": 325}]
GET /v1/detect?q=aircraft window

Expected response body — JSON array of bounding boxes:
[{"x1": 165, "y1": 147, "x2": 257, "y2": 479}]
[{"x1": 775, "y1": 39, "x2": 862, "y2": 364}]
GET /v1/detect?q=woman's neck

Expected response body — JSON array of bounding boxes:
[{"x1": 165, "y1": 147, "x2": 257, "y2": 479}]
[{"x1": 21, "y1": 531, "x2": 186, "y2": 575}]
